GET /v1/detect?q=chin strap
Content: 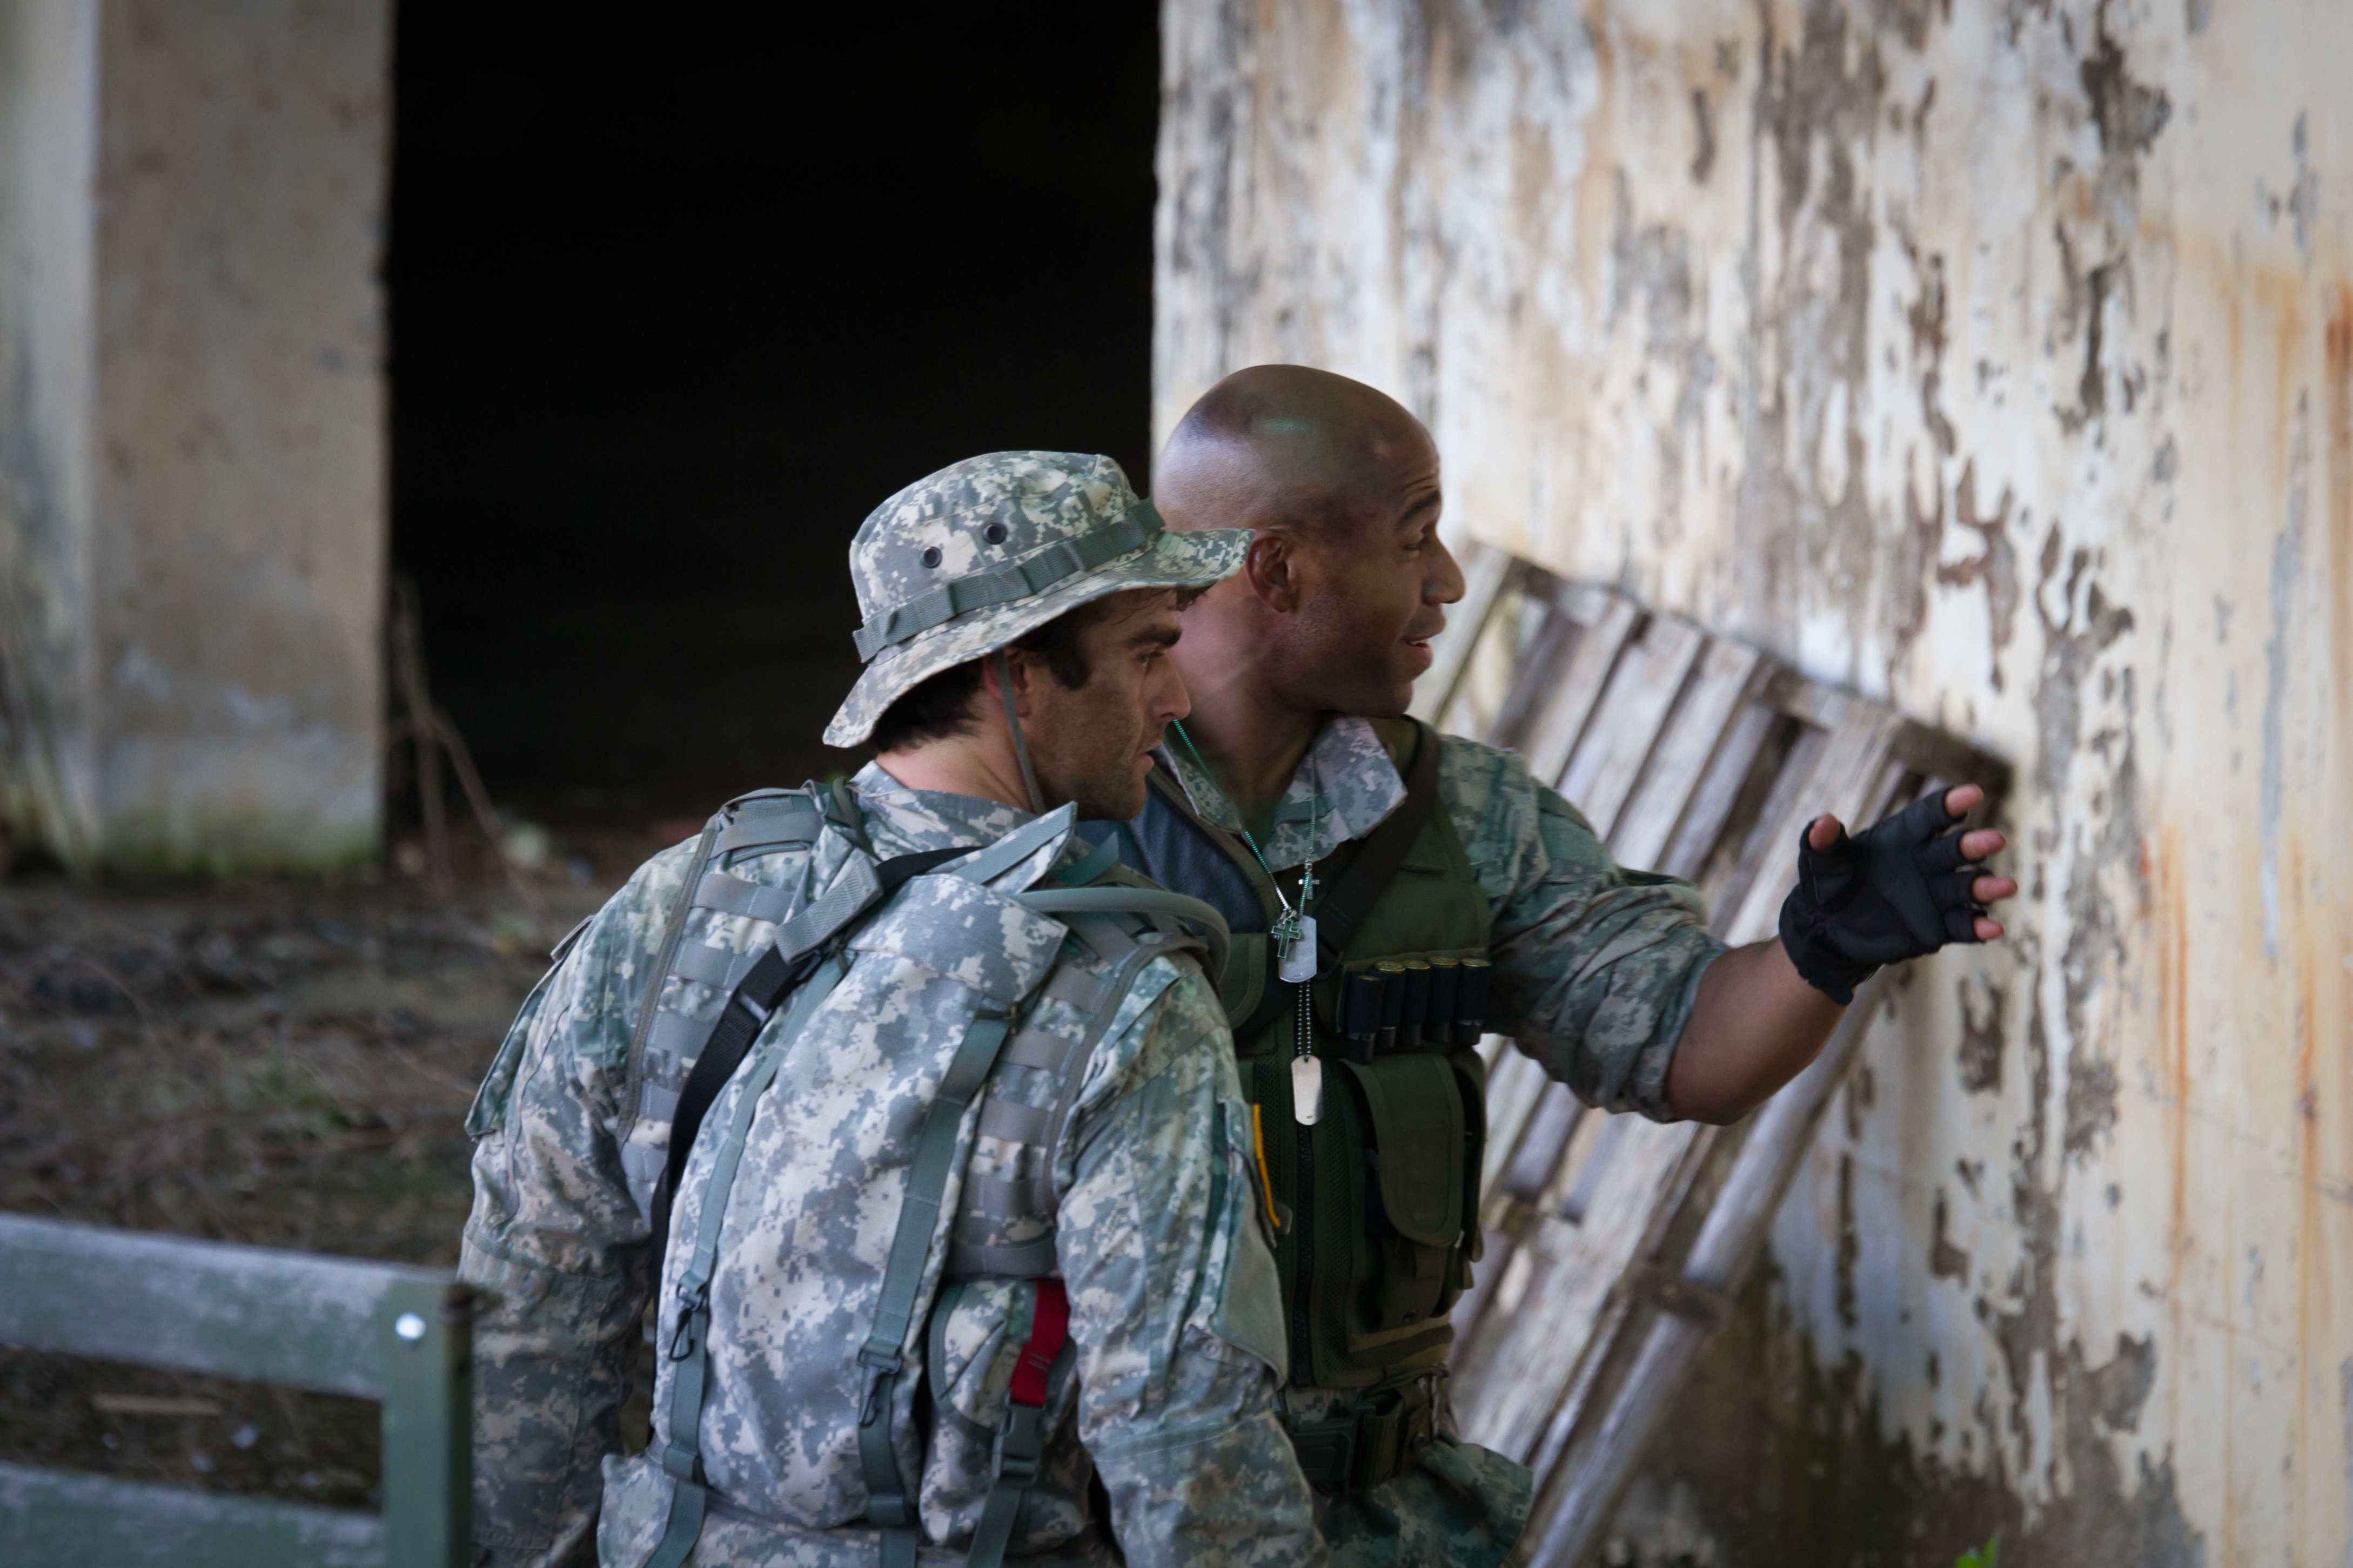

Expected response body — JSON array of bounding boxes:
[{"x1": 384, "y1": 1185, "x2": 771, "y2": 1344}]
[{"x1": 994, "y1": 649, "x2": 1044, "y2": 816}]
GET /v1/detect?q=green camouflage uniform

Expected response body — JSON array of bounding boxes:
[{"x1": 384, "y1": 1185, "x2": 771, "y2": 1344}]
[
  {"x1": 1155, "y1": 715, "x2": 1723, "y2": 1121},
  {"x1": 1138, "y1": 712, "x2": 1729, "y2": 1559}
]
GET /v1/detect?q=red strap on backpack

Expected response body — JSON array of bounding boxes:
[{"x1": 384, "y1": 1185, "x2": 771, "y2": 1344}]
[{"x1": 1009, "y1": 1279, "x2": 1069, "y2": 1408}]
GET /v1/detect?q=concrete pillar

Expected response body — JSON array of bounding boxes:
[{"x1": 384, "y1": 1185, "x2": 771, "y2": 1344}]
[{"x1": 0, "y1": 0, "x2": 388, "y2": 873}]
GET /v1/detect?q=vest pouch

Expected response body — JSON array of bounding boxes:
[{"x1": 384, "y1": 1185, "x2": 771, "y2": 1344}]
[
  {"x1": 1453, "y1": 1046, "x2": 1489, "y2": 1291},
  {"x1": 1337, "y1": 1053, "x2": 1466, "y2": 1355}
]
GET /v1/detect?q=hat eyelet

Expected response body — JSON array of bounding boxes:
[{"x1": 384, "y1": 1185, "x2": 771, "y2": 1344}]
[
  {"x1": 983, "y1": 522, "x2": 1007, "y2": 545},
  {"x1": 920, "y1": 546, "x2": 943, "y2": 568}
]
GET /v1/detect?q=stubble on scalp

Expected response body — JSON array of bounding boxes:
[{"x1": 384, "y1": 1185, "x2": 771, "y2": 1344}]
[{"x1": 1154, "y1": 365, "x2": 1429, "y2": 539}]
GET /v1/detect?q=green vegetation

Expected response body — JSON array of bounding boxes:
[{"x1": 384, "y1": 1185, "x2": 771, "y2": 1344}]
[{"x1": 1956, "y1": 1535, "x2": 2000, "y2": 1568}]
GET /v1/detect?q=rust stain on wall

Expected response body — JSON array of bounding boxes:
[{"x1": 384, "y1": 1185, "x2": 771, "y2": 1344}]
[{"x1": 1158, "y1": 0, "x2": 2353, "y2": 1557}]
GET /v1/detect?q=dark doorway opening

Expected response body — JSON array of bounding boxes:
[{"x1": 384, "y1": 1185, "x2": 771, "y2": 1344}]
[{"x1": 388, "y1": 5, "x2": 1162, "y2": 833}]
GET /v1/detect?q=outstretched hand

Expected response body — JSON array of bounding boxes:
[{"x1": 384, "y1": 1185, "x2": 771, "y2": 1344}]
[
  {"x1": 1778, "y1": 783, "x2": 2017, "y2": 1006},
  {"x1": 1803, "y1": 783, "x2": 2016, "y2": 942},
  {"x1": 1672, "y1": 784, "x2": 2019, "y2": 1122}
]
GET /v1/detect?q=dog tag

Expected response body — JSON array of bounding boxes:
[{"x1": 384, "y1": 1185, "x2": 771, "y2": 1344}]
[
  {"x1": 1291, "y1": 1055, "x2": 1323, "y2": 1125},
  {"x1": 1278, "y1": 915, "x2": 1319, "y2": 985}
]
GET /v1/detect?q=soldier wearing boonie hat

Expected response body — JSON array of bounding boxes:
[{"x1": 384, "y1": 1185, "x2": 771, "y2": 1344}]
[
  {"x1": 826, "y1": 449, "x2": 1257, "y2": 810},
  {"x1": 460, "y1": 452, "x2": 1328, "y2": 1568}
]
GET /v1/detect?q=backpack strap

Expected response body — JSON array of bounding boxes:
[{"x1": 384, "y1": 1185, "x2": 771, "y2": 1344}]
[
  {"x1": 927, "y1": 903, "x2": 1204, "y2": 1278},
  {"x1": 966, "y1": 1278, "x2": 1074, "y2": 1568},
  {"x1": 623, "y1": 790, "x2": 830, "y2": 1207},
  {"x1": 640, "y1": 938, "x2": 860, "y2": 1568},
  {"x1": 643, "y1": 842, "x2": 971, "y2": 1268},
  {"x1": 1014, "y1": 886, "x2": 1230, "y2": 990},
  {"x1": 856, "y1": 878, "x2": 1221, "y2": 1563},
  {"x1": 855, "y1": 997, "x2": 1023, "y2": 1568},
  {"x1": 827, "y1": 777, "x2": 876, "y2": 855},
  {"x1": 1310, "y1": 717, "x2": 1442, "y2": 971},
  {"x1": 629, "y1": 817, "x2": 725, "y2": 1066}
]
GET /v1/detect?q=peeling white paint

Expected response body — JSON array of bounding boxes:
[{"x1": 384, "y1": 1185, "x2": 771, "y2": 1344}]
[{"x1": 1159, "y1": 0, "x2": 2352, "y2": 1559}]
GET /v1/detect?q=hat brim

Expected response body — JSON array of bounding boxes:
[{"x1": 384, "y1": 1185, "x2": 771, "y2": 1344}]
[{"x1": 824, "y1": 525, "x2": 1251, "y2": 749}]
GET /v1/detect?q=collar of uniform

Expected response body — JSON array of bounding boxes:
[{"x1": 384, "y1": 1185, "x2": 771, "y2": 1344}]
[
  {"x1": 1153, "y1": 715, "x2": 1407, "y2": 873},
  {"x1": 847, "y1": 760, "x2": 1039, "y2": 859}
]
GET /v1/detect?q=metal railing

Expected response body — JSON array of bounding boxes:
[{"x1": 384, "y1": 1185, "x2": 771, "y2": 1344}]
[{"x1": 0, "y1": 1212, "x2": 470, "y2": 1568}]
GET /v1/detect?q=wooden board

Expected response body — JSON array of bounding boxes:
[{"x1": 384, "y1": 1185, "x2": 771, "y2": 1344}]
[
  {"x1": 1478, "y1": 584, "x2": 1582, "y2": 751},
  {"x1": 1608, "y1": 638, "x2": 1761, "y2": 871},
  {"x1": 1421, "y1": 557, "x2": 2006, "y2": 1567},
  {"x1": 1519, "y1": 592, "x2": 1639, "y2": 786},
  {"x1": 1557, "y1": 614, "x2": 1706, "y2": 840},
  {"x1": 1720, "y1": 699, "x2": 1906, "y2": 945},
  {"x1": 1658, "y1": 691, "x2": 1780, "y2": 881},
  {"x1": 1451, "y1": 1117, "x2": 1707, "y2": 1458}
]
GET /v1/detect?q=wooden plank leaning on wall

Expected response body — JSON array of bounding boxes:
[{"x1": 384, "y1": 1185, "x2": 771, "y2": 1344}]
[{"x1": 1413, "y1": 541, "x2": 2009, "y2": 1567}]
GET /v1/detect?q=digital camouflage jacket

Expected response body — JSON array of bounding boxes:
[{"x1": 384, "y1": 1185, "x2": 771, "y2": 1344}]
[{"x1": 459, "y1": 767, "x2": 1322, "y2": 1567}]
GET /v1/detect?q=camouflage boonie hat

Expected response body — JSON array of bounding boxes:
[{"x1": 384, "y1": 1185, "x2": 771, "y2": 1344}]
[{"x1": 825, "y1": 451, "x2": 1250, "y2": 748}]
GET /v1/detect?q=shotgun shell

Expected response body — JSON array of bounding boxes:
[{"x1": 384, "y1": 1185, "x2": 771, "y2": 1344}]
[
  {"x1": 1452, "y1": 957, "x2": 1491, "y2": 1045},
  {"x1": 1397, "y1": 960, "x2": 1432, "y2": 1049},
  {"x1": 1426, "y1": 959, "x2": 1461, "y2": 1045},
  {"x1": 1374, "y1": 960, "x2": 1406, "y2": 1053}
]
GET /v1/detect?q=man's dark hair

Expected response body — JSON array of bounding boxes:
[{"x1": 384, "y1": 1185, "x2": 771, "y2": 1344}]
[
  {"x1": 867, "y1": 586, "x2": 1202, "y2": 756},
  {"x1": 867, "y1": 602, "x2": 1104, "y2": 756}
]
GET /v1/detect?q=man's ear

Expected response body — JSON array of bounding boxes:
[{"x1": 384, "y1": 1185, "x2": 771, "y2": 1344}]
[
  {"x1": 1243, "y1": 530, "x2": 1300, "y2": 613},
  {"x1": 981, "y1": 648, "x2": 1043, "y2": 721}
]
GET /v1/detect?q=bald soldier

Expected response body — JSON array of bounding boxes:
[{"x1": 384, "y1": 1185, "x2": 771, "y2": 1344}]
[{"x1": 1074, "y1": 365, "x2": 2016, "y2": 1562}]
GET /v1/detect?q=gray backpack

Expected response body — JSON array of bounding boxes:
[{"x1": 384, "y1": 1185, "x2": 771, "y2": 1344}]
[{"x1": 619, "y1": 785, "x2": 1228, "y2": 1568}]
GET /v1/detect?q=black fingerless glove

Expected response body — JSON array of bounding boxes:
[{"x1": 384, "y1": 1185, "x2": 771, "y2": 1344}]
[{"x1": 1778, "y1": 789, "x2": 1988, "y2": 1005}]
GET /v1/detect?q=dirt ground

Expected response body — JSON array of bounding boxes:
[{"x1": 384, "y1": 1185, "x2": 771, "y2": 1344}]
[{"x1": 0, "y1": 847, "x2": 626, "y2": 1509}]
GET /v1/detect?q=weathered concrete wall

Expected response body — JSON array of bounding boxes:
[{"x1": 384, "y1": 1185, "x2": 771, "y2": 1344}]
[
  {"x1": 0, "y1": 0, "x2": 100, "y2": 863},
  {"x1": 1158, "y1": 1, "x2": 2352, "y2": 1562},
  {"x1": 0, "y1": 0, "x2": 388, "y2": 872}
]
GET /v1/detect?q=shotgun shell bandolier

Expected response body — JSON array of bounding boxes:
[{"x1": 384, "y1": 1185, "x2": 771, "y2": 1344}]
[{"x1": 1104, "y1": 715, "x2": 1491, "y2": 1495}]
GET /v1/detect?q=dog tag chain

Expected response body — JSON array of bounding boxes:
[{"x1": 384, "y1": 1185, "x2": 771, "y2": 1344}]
[
  {"x1": 1276, "y1": 864, "x2": 1319, "y2": 986},
  {"x1": 1168, "y1": 721, "x2": 1326, "y2": 1122},
  {"x1": 1285, "y1": 853, "x2": 1324, "y2": 1123}
]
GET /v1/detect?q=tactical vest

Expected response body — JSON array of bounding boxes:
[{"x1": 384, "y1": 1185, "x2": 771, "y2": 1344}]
[
  {"x1": 1098, "y1": 718, "x2": 1493, "y2": 1495},
  {"x1": 596, "y1": 785, "x2": 1229, "y2": 1568}
]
